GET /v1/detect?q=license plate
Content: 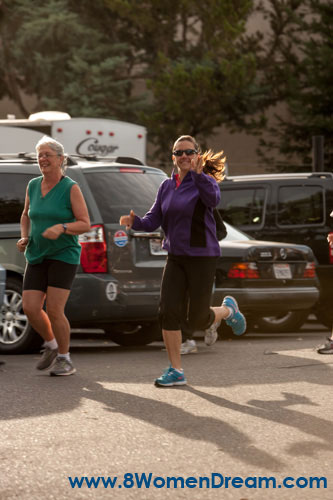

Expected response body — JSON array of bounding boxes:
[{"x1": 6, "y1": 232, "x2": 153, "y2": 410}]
[
  {"x1": 149, "y1": 238, "x2": 167, "y2": 256},
  {"x1": 273, "y1": 263, "x2": 292, "y2": 279}
]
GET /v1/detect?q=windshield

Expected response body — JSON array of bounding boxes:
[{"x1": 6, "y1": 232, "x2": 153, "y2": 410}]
[{"x1": 84, "y1": 170, "x2": 167, "y2": 223}]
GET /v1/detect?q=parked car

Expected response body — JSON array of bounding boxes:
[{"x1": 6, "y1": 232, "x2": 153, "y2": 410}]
[
  {"x1": 0, "y1": 153, "x2": 168, "y2": 354},
  {"x1": 217, "y1": 172, "x2": 333, "y2": 330},
  {"x1": 0, "y1": 156, "x2": 321, "y2": 353},
  {"x1": 213, "y1": 222, "x2": 320, "y2": 334}
]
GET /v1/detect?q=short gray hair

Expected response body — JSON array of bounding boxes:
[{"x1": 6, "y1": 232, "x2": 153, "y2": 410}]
[{"x1": 35, "y1": 135, "x2": 67, "y2": 172}]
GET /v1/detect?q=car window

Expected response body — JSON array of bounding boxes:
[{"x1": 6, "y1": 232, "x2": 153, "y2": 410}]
[
  {"x1": 0, "y1": 173, "x2": 38, "y2": 223},
  {"x1": 277, "y1": 185, "x2": 324, "y2": 226},
  {"x1": 84, "y1": 171, "x2": 167, "y2": 222},
  {"x1": 220, "y1": 187, "x2": 266, "y2": 227}
]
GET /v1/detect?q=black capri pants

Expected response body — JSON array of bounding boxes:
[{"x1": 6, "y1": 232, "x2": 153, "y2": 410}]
[
  {"x1": 23, "y1": 259, "x2": 78, "y2": 292},
  {"x1": 159, "y1": 254, "x2": 218, "y2": 331}
]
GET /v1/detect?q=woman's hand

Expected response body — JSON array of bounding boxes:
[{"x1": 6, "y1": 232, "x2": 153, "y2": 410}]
[
  {"x1": 190, "y1": 154, "x2": 204, "y2": 174},
  {"x1": 16, "y1": 237, "x2": 29, "y2": 252},
  {"x1": 119, "y1": 210, "x2": 135, "y2": 229},
  {"x1": 42, "y1": 224, "x2": 64, "y2": 240}
]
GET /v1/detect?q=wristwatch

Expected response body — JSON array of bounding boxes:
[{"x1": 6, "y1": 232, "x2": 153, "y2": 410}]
[{"x1": 62, "y1": 223, "x2": 68, "y2": 233}]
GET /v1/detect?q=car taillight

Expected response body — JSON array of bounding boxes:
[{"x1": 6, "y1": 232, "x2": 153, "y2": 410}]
[
  {"x1": 79, "y1": 225, "x2": 107, "y2": 273},
  {"x1": 329, "y1": 232, "x2": 333, "y2": 264},
  {"x1": 303, "y1": 261, "x2": 316, "y2": 278},
  {"x1": 227, "y1": 262, "x2": 260, "y2": 279}
]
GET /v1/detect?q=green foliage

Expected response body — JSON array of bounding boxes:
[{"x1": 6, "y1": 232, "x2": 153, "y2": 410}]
[
  {"x1": 103, "y1": 0, "x2": 258, "y2": 160},
  {"x1": 0, "y1": 0, "x2": 331, "y2": 168},
  {"x1": 256, "y1": 0, "x2": 333, "y2": 171},
  {"x1": 0, "y1": 0, "x2": 140, "y2": 119}
]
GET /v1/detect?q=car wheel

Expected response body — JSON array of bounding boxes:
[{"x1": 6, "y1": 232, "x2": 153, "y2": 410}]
[
  {"x1": 104, "y1": 322, "x2": 161, "y2": 347},
  {"x1": 256, "y1": 310, "x2": 310, "y2": 333},
  {"x1": 0, "y1": 276, "x2": 42, "y2": 354}
]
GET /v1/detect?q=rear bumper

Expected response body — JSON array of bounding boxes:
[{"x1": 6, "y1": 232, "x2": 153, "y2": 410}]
[
  {"x1": 66, "y1": 273, "x2": 160, "y2": 326},
  {"x1": 213, "y1": 286, "x2": 320, "y2": 313}
]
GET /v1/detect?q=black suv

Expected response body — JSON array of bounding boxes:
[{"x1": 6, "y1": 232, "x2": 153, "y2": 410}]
[
  {"x1": 0, "y1": 154, "x2": 168, "y2": 353},
  {"x1": 217, "y1": 172, "x2": 333, "y2": 330}
]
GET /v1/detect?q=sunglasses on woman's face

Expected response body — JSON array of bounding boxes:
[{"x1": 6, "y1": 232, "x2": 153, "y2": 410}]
[{"x1": 173, "y1": 149, "x2": 198, "y2": 157}]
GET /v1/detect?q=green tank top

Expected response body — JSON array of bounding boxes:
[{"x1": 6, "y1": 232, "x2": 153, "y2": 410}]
[{"x1": 25, "y1": 176, "x2": 82, "y2": 265}]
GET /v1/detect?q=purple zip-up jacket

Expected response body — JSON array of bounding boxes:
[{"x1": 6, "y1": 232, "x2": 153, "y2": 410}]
[{"x1": 132, "y1": 169, "x2": 221, "y2": 257}]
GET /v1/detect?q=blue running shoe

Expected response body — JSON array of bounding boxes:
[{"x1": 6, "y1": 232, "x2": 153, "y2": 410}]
[
  {"x1": 155, "y1": 367, "x2": 187, "y2": 387},
  {"x1": 222, "y1": 296, "x2": 247, "y2": 336}
]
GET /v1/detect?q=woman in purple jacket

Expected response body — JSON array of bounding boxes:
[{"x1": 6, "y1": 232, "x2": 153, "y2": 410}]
[{"x1": 120, "y1": 135, "x2": 246, "y2": 386}]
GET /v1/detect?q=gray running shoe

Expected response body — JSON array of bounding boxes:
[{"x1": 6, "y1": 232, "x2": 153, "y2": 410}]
[
  {"x1": 180, "y1": 339, "x2": 197, "y2": 354},
  {"x1": 317, "y1": 338, "x2": 333, "y2": 354},
  {"x1": 36, "y1": 346, "x2": 58, "y2": 370},
  {"x1": 204, "y1": 322, "x2": 220, "y2": 346},
  {"x1": 50, "y1": 357, "x2": 76, "y2": 376}
]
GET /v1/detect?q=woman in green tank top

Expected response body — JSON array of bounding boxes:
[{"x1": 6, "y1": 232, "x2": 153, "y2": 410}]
[{"x1": 16, "y1": 136, "x2": 90, "y2": 376}]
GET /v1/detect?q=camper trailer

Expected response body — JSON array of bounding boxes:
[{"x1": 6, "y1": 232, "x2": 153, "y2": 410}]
[{"x1": 0, "y1": 111, "x2": 147, "y2": 162}]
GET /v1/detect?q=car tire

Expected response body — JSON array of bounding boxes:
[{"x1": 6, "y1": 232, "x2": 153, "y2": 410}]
[
  {"x1": 255, "y1": 310, "x2": 310, "y2": 333},
  {"x1": 0, "y1": 276, "x2": 43, "y2": 354},
  {"x1": 104, "y1": 322, "x2": 161, "y2": 347}
]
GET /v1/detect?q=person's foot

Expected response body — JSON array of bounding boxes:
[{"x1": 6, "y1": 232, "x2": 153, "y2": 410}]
[
  {"x1": 317, "y1": 337, "x2": 333, "y2": 354},
  {"x1": 180, "y1": 339, "x2": 198, "y2": 354},
  {"x1": 155, "y1": 367, "x2": 187, "y2": 387},
  {"x1": 36, "y1": 346, "x2": 58, "y2": 370},
  {"x1": 204, "y1": 322, "x2": 220, "y2": 346},
  {"x1": 222, "y1": 296, "x2": 247, "y2": 335},
  {"x1": 49, "y1": 357, "x2": 76, "y2": 376}
]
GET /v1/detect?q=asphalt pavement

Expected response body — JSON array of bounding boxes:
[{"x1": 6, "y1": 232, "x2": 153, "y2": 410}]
[{"x1": 1, "y1": 318, "x2": 333, "y2": 500}]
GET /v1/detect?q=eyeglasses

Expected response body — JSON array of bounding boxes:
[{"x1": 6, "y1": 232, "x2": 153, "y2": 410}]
[
  {"x1": 173, "y1": 149, "x2": 198, "y2": 157},
  {"x1": 37, "y1": 153, "x2": 59, "y2": 159}
]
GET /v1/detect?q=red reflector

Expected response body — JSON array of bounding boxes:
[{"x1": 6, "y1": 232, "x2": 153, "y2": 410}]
[
  {"x1": 86, "y1": 130, "x2": 91, "y2": 135},
  {"x1": 98, "y1": 131, "x2": 103, "y2": 135},
  {"x1": 56, "y1": 127, "x2": 63, "y2": 133},
  {"x1": 119, "y1": 167, "x2": 143, "y2": 173},
  {"x1": 303, "y1": 262, "x2": 316, "y2": 278},
  {"x1": 109, "y1": 132, "x2": 114, "y2": 136},
  {"x1": 79, "y1": 225, "x2": 107, "y2": 273},
  {"x1": 227, "y1": 262, "x2": 259, "y2": 279},
  {"x1": 138, "y1": 134, "x2": 143, "y2": 139}
]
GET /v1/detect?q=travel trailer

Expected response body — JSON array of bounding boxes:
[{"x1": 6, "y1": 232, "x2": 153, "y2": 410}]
[{"x1": 0, "y1": 111, "x2": 147, "y2": 162}]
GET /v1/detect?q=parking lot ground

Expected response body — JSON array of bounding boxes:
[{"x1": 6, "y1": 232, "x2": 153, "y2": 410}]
[{"x1": 1, "y1": 320, "x2": 333, "y2": 500}]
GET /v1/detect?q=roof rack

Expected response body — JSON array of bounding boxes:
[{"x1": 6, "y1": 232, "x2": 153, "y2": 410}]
[
  {"x1": 115, "y1": 156, "x2": 143, "y2": 165},
  {"x1": 0, "y1": 152, "x2": 145, "y2": 166},
  {"x1": 308, "y1": 172, "x2": 333, "y2": 179},
  {"x1": 226, "y1": 172, "x2": 333, "y2": 181},
  {"x1": 67, "y1": 155, "x2": 144, "y2": 165},
  {"x1": 0, "y1": 152, "x2": 36, "y2": 160}
]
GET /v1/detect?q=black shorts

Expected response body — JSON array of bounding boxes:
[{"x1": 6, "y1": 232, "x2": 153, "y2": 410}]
[{"x1": 23, "y1": 259, "x2": 78, "y2": 292}]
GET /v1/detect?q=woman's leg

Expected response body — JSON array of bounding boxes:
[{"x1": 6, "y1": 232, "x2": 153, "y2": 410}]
[
  {"x1": 159, "y1": 256, "x2": 187, "y2": 369},
  {"x1": 211, "y1": 304, "x2": 231, "y2": 323},
  {"x1": 22, "y1": 290, "x2": 54, "y2": 342},
  {"x1": 186, "y1": 257, "x2": 219, "y2": 331},
  {"x1": 46, "y1": 287, "x2": 71, "y2": 354},
  {"x1": 186, "y1": 257, "x2": 232, "y2": 328},
  {"x1": 162, "y1": 329, "x2": 182, "y2": 370}
]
